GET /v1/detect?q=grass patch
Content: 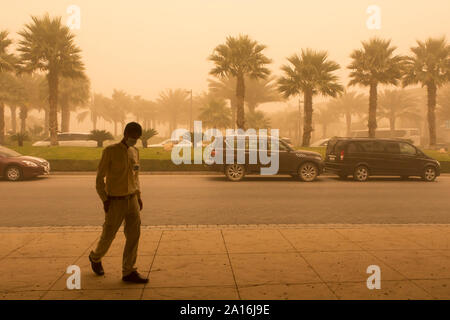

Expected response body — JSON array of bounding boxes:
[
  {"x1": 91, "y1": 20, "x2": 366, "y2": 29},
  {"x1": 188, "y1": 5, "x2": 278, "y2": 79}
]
[{"x1": 6, "y1": 144, "x2": 450, "y2": 162}]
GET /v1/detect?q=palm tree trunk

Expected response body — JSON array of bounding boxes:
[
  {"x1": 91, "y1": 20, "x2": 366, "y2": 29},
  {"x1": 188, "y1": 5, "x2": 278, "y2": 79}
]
[
  {"x1": 92, "y1": 111, "x2": 98, "y2": 130},
  {"x1": 44, "y1": 108, "x2": 49, "y2": 136},
  {"x1": 426, "y1": 83, "x2": 437, "y2": 147},
  {"x1": 236, "y1": 74, "x2": 245, "y2": 129},
  {"x1": 0, "y1": 102, "x2": 4, "y2": 145},
  {"x1": 20, "y1": 106, "x2": 28, "y2": 134},
  {"x1": 389, "y1": 116, "x2": 396, "y2": 137},
  {"x1": 368, "y1": 82, "x2": 378, "y2": 138},
  {"x1": 322, "y1": 123, "x2": 328, "y2": 138},
  {"x1": 302, "y1": 91, "x2": 313, "y2": 146},
  {"x1": 345, "y1": 112, "x2": 352, "y2": 137},
  {"x1": 230, "y1": 98, "x2": 237, "y2": 130},
  {"x1": 298, "y1": 99, "x2": 302, "y2": 145},
  {"x1": 10, "y1": 105, "x2": 17, "y2": 133},
  {"x1": 48, "y1": 72, "x2": 59, "y2": 145},
  {"x1": 61, "y1": 102, "x2": 71, "y2": 132}
]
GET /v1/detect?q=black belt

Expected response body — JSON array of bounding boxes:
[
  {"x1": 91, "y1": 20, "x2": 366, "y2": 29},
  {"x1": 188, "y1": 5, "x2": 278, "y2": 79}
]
[{"x1": 107, "y1": 193, "x2": 136, "y2": 200}]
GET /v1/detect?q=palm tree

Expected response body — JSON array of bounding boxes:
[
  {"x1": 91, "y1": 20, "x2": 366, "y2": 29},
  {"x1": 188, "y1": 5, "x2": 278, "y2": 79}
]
[
  {"x1": 0, "y1": 30, "x2": 16, "y2": 145},
  {"x1": 109, "y1": 89, "x2": 130, "y2": 136},
  {"x1": 17, "y1": 14, "x2": 85, "y2": 145},
  {"x1": 209, "y1": 35, "x2": 272, "y2": 129},
  {"x1": 402, "y1": 37, "x2": 450, "y2": 146},
  {"x1": 77, "y1": 93, "x2": 111, "y2": 131},
  {"x1": 198, "y1": 96, "x2": 231, "y2": 129},
  {"x1": 378, "y1": 89, "x2": 420, "y2": 135},
  {"x1": 328, "y1": 91, "x2": 366, "y2": 136},
  {"x1": 89, "y1": 129, "x2": 114, "y2": 147},
  {"x1": 245, "y1": 76, "x2": 283, "y2": 113},
  {"x1": 315, "y1": 104, "x2": 339, "y2": 139},
  {"x1": 208, "y1": 77, "x2": 237, "y2": 128},
  {"x1": 156, "y1": 89, "x2": 189, "y2": 134},
  {"x1": 58, "y1": 77, "x2": 90, "y2": 132},
  {"x1": 245, "y1": 109, "x2": 270, "y2": 130},
  {"x1": 278, "y1": 49, "x2": 343, "y2": 146},
  {"x1": 437, "y1": 85, "x2": 450, "y2": 125},
  {"x1": 348, "y1": 37, "x2": 405, "y2": 138},
  {"x1": 140, "y1": 128, "x2": 158, "y2": 148}
]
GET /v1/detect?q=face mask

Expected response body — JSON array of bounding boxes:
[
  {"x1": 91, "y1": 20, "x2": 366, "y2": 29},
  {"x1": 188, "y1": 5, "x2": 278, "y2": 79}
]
[{"x1": 126, "y1": 138, "x2": 138, "y2": 147}]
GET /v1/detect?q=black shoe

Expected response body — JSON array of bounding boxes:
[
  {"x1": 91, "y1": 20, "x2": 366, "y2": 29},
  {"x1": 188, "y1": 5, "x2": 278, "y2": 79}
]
[
  {"x1": 122, "y1": 271, "x2": 149, "y2": 284},
  {"x1": 89, "y1": 255, "x2": 104, "y2": 276}
]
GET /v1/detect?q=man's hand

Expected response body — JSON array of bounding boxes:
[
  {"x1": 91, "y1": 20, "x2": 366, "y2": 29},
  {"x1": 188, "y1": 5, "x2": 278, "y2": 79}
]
[
  {"x1": 103, "y1": 199, "x2": 111, "y2": 213},
  {"x1": 138, "y1": 197, "x2": 143, "y2": 211}
]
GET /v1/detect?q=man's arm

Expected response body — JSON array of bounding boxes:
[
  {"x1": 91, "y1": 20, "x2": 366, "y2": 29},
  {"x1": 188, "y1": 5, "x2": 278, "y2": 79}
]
[
  {"x1": 96, "y1": 147, "x2": 110, "y2": 202},
  {"x1": 135, "y1": 147, "x2": 143, "y2": 210}
]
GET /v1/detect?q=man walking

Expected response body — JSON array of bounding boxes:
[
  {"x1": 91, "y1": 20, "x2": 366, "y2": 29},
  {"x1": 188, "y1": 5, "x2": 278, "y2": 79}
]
[{"x1": 89, "y1": 122, "x2": 148, "y2": 284}]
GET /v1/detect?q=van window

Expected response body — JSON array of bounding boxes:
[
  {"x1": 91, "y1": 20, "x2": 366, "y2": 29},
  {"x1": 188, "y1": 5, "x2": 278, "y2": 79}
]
[
  {"x1": 347, "y1": 142, "x2": 361, "y2": 154},
  {"x1": 399, "y1": 142, "x2": 416, "y2": 155},
  {"x1": 385, "y1": 142, "x2": 400, "y2": 153}
]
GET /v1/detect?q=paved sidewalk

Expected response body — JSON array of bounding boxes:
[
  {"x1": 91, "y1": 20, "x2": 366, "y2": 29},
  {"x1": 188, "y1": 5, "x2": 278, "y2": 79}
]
[{"x1": 0, "y1": 224, "x2": 449, "y2": 300}]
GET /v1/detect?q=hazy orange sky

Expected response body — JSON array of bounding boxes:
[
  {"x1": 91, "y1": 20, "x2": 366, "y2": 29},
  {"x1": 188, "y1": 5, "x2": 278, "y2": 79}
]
[{"x1": 2, "y1": 0, "x2": 450, "y2": 104}]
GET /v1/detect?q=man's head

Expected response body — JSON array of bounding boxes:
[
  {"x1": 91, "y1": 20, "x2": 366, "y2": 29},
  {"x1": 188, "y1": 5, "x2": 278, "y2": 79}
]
[{"x1": 123, "y1": 122, "x2": 142, "y2": 147}]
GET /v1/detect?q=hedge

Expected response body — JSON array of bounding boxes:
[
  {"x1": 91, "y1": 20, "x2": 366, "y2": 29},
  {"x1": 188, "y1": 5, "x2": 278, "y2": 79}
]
[{"x1": 48, "y1": 159, "x2": 450, "y2": 173}]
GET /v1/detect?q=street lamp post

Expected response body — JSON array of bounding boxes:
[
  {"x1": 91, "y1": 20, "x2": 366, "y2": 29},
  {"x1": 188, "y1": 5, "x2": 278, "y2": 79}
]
[{"x1": 187, "y1": 89, "x2": 193, "y2": 132}]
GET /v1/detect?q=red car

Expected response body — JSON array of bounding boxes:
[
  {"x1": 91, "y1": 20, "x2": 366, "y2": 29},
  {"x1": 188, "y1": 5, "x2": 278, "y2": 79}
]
[{"x1": 0, "y1": 146, "x2": 50, "y2": 181}]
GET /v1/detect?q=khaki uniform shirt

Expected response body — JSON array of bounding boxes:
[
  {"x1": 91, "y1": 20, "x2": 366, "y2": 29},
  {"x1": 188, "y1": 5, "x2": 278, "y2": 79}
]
[{"x1": 96, "y1": 142, "x2": 141, "y2": 202}]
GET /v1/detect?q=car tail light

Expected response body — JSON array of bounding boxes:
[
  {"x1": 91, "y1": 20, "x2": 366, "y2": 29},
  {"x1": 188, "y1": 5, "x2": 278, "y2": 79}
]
[
  {"x1": 340, "y1": 150, "x2": 345, "y2": 161},
  {"x1": 211, "y1": 149, "x2": 216, "y2": 157}
]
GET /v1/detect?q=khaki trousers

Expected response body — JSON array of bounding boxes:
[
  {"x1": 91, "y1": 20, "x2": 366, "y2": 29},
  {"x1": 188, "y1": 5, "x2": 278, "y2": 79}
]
[{"x1": 89, "y1": 194, "x2": 141, "y2": 276}]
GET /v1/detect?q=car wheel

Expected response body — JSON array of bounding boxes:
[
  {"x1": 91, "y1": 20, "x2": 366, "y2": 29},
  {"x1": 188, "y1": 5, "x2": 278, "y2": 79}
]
[
  {"x1": 353, "y1": 165, "x2": 369, "y2": 182},
  {"x1": 298, "y1": 162, "x2": 318, "y2": 182},
  {"x1": 5, "y1": 166, "x2": 22, "y2": 181},
  {"x1": 422, "y1": 166, "x2": 437, "y2": 182},
  {"x1": 224, "y1": 164, "x2": 246, "y2": 182}
]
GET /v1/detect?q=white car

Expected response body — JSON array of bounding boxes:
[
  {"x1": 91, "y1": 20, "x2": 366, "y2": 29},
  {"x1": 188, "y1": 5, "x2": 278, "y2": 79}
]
[
  {"x1": 310, "y1": 138, "x2": 329, "y2": 147},
  {"x1": 32, "y1": 133, "x2": 98, "y2": 147},
  {"x1": 148, "y1": 138, "x2": 202, "y2": 150}
]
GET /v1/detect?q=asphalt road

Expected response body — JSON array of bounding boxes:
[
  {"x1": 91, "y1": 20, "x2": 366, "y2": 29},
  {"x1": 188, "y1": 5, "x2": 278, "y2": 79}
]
[{"x1": 0, "y1": 174, "x2": 449, "y2": 227}]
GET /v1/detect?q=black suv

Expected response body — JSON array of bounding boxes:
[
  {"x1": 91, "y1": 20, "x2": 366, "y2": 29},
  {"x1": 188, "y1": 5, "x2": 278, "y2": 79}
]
[
  {"x1": 205, "y1": 134, "x2": 324, "y2": 182},
  {"x1": 324, "y1": 138, "x2": 441, "y2": 182}
]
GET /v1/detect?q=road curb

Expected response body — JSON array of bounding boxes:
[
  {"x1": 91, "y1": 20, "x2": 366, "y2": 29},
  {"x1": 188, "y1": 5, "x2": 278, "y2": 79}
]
[{"x1": 1, "y1": 223, "x2": 448, "y2": 233}]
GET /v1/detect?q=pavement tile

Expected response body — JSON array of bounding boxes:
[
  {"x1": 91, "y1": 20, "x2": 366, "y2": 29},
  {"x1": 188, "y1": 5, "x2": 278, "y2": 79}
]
[
  {"x1": 157, "y1": 230, "x2": 226, "y2": 255},
  {"x1": 387, "y1": 227, "x2": 450, "y2": 250},
  {"x1": 302, "y1": 251, "x2": 406, "y2": 283},
  {"x1": 148, "y1": 254, "x2": 235, "y2": 288},
  {"x1": 0, "y1": 257, "x2": 74, "y2": 291},
  {"x1": 335, "y1": 228, "x2": 425, "y2": 250},
  {"x1": 328, "y1": 281, "x2": 434, "y2": 300},
  {"x1": 412, "y1": 279, "x2": 450, "y2": 299},
  {"x1": 48, "y1": 256, "x2": 153, "y2": 291},
  {"x1": 42, "y1": 289, "x2": 143, "y2": 300},
  {"x1": 229, "y1": 253, "x2": 321, "y2": 286},
  {"x1": 0, "y1": 233, "x2": 41, "y2": 258},
  {"x1": 222, "y1": 229, "x2": 294, "y2": 254},
  {"x1": 238, "y1": 283, "x2": 337, "y2": 300},
  {"x1": 9, "y1": 232, "x2": 98, "y2": 258},
  {"x1": 280, "y1": 229, "x2": 361, "y2": 252},
  {"x1": 142, "y1": 286, "x2": 239, "y2": 300},
  {"x1": 86, "y1": 230, "x2": 160, "y2": 257},
  {"x1": 0, "y1": 290, "x2": 46, "y2": 300},
  {"x1": 368, "y1": 250, "x2": 450, "y2": 280}
]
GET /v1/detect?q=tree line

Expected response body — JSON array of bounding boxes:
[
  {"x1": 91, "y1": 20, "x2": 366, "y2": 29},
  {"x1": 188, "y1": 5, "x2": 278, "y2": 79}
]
[{"x1": 1, "y1": 14, "x2": 449, "y2": 147}]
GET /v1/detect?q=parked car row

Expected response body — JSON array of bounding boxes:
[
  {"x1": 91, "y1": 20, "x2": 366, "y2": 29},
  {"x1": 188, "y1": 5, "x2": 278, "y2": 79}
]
[
  {"x1": 1, "y1": 136, "x2": 442, "y2": 182},
  {"x1": 205, "y1": 135, "x2": 441, "y2": 182}
]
